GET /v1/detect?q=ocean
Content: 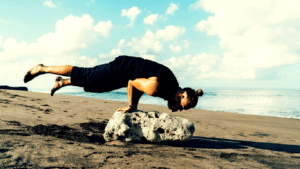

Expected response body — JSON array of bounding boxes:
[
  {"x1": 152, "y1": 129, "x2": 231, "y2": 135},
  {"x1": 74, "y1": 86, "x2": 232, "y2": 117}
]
[{"x1": 32, "y1": 88, "x2": 300, "y2": 119}]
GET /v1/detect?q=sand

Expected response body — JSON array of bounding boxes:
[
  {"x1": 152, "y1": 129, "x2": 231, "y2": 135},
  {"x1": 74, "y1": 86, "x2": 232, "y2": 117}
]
[{"x1": 0, "y1": 89, "x2": 299, "y2": 168}]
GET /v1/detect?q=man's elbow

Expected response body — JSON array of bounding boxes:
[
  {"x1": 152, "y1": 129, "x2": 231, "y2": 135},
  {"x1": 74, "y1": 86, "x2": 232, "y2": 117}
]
[
  {"x1": 145, "y1": 85, "x2": 158, "y2": 96},
  {"x1": 146, "y1": 90, "x2": 156, "y2": 96}
]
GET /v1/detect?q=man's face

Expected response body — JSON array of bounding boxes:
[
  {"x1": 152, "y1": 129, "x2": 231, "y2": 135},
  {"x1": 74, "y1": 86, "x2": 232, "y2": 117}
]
[
  {"x1": 180, "y1": 92, "x2": 189, "y2": 110},
  {"x1": 168, "y1": 91, "x2": 189, "y2": 112}
]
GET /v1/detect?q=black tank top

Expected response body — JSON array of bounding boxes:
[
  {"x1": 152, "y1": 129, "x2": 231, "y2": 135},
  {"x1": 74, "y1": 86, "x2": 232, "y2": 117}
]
[{"x1": 113, "y1": 55, "x2": 179, "y2": 100}]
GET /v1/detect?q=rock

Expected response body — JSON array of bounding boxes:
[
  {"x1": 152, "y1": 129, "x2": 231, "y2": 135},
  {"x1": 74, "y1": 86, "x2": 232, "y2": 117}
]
[
  {"x1": 103, "y1": 110, "x2": 195, "y2": 143},
  {"x1": 0, "y1": 85, "x2": 28, "y2": 91}
]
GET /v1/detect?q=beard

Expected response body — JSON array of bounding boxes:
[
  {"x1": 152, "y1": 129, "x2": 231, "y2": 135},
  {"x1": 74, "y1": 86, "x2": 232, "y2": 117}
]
[{"x1": 167, "y1": 96, "x2": 182, "y2": 112}]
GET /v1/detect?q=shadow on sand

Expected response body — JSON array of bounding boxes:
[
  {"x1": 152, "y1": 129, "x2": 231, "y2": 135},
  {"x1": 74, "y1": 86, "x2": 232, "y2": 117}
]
[
  {"x1": 1, "y1": 121, "x2": 299, "y2": 154},
  {"x1": 0, "y1": 120, "x2": 108, "y2": 144},
  {"x1": 165, "y1": 136, "x2": 300, "y2": 153}
]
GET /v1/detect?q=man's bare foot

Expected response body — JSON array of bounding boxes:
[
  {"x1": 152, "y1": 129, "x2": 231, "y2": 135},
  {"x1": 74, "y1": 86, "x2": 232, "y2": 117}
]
[
  {"x1": 24, "y1": 64, "x2": 44, "y2": 83},
  {"x1": 51, "y1": 76, "x2": 65, "y2": 96}
]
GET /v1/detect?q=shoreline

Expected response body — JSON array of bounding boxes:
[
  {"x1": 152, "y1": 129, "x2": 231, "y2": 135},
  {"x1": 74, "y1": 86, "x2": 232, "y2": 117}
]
[
  {"x1": 1, "y1": 89, "x2": 299, "y2": 168},
  {"x1": 28, "y1": 89, "x2": 300, "y2": 120}
]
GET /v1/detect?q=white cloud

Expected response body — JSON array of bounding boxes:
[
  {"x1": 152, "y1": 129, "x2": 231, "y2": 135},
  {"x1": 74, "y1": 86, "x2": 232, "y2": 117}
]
[
  {"x1": 189, "y1": 0, "x2": 201, "y2": 10},
  {"x1": 94, "y1": 20, "x2": 113, "y2": 38},
  {"x1": 98, "y1": 44, "x2": 156, "y2": 61},
  {"x1": 118, "y1": 39, "x2": 126, "y2": 48},
  {"x1": 121, "y1": 6, "x2": 142, "y2": 27},
  {"x1": 163, "y1": 53, "x2": 255, "y2": 80},
  {"x1": 43, "y1": 0, "x2": 56, "y2": 8},
  {"x1": 195, "y1": 0, "x2": 300, "y2": 70},
  {"x1": 128, "y1": 30, "x2": 163, "y2": 57},
  {"x1": 41, "y1": 53, "x2": 98, "y2": 67},
  {"x1": 114, "y1": 26, "x2": 186, "y2": 60},
  {"x1": 0, "y1": 14, "x2": 113, "y2": 87},
  {"x1": 0, "y1": 14, "x2": 113, "y2": 62},
  {"x1": 169, "y1": 44, "x2": 182, "y2": 53},
  {"x1": 0, "y1": 53, "x2": 99, "y2": 88},
  {"x1": 165, "y1": 3, "x2": 179, "y2": 15},
  {"x1": 139, "y1": 54, "x2": 156, "y2": 61},
  {"x1": 0, "y1": 35, "x2": 3, "y2": 49},
  {"x1": 156, "y1": 25, "x2": 185, "y2": 41},
  {"x1": 164, "y1": 54, "x2": 217, "y2": 73},
  {"x1": 144, "y1": 14, "x2": 158, "y2": 26},
  {"x1": 99, "y1": 48, "x2": 122, "y2": 59}
]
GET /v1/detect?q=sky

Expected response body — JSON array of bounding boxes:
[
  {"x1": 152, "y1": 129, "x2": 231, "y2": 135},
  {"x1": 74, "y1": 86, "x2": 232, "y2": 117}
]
[{"x1": 1, "y1": 0, "x2": 300, "y2": 92}]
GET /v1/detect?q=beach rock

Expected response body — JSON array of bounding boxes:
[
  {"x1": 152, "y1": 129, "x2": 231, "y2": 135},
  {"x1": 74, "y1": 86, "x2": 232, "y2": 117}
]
[
  {"x1": 103, "y1": 110, "x2": 195, "y2": 143},
  {"x1": 0, "y1": 85, "x2": 28, "y2": 91}
]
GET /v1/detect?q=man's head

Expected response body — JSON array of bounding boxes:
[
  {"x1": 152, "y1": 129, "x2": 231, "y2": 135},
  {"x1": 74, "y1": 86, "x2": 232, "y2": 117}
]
[{"x1": 168, "y1": 88, "x2": 204, "y2": 112}]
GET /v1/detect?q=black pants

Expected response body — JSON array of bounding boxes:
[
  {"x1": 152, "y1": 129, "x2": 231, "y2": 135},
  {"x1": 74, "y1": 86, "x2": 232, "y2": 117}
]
[{"x1": 71, "y1": 62, "x2": 128, "y2": 93}]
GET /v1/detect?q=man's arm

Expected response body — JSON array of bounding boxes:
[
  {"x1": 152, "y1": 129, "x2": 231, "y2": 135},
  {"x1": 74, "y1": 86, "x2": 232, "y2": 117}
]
[{"x1": 117, "y1": 77, "x2": 159, "y2": 113}]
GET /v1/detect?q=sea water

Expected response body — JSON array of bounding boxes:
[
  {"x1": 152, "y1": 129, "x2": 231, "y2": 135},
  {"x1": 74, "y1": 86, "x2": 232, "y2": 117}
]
[{"x1": 32, "y1": 88, "x2": 300, "y2": 119}]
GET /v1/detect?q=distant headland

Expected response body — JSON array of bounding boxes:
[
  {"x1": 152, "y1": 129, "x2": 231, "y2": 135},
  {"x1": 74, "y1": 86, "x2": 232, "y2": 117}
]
[{"x1": 0, "y1": 85, "x2": 28, "y2": 91}]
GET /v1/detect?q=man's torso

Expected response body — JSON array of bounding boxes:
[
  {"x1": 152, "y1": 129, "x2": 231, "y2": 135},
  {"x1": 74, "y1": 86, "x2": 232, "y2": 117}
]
[{"x1": 113, "y1": 56, "x2": 179, "y2": 100}]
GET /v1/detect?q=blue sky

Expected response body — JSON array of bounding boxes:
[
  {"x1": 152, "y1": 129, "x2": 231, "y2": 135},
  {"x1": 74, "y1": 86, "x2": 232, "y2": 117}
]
[{"x1": 1, "y1": 0, "x2": 300, "y2": 92}]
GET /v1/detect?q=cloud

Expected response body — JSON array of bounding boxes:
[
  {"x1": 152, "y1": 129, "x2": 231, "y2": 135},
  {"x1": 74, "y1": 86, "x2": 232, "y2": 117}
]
[
  {"x1": 127, "y1": 30, "x2": 163, "y2": 57},
  {"x1": 156, "y1": 25, "x2": 185, "y2": 41},
  {"x1": 0, "y1": 14, "x2": 111, "y2": 87},
  {"x1": 169, "y1": 44, "x2": 182, "y2": 53},
  {"x1": 0, "y1": 52, "x2": 100, "y2": 89},
  {"x1": 43, "y1": 0, "x2": 56, "y2": 8},
  {"x1": 144, "y1": 14, "x2": 158, "y2": 26},
  {"x1": 99, "y1": 48, "x2": 122, "y2": 59},
  {"x1": 98, "y1": 39, "x2": 126, "y2": 59},
  {"x1": 121, "y1": 6, "x2": 142, "y2": 27},
  {"x1": 0, "y1": 35, "x2": 3, "y2": 49},
  {"x1": 165, "y1": 3, "x2": 179, "y2": 15},
  {"x1": 0, "y1": 14, "x2": 113, "y2": 62},
  {"x1": 94, "y1": 20, "x2": 113, "y2": 38},
  {"x1": 118, "y1": 39, "x2": 126, "y2": 48},
  {"x1": 98, "y1": 32, "x2": 163, "y2": 60},
  {"x1": 97, "y1": 25, "x2": 186, "y2": 61},
  {"x1": 195, "y1": 0, "x2": 300, "y2": 70},
  {"x1": 111, "y1": 26, "x2": 186, "y2": 60},
  {"x1": 164, "y1": 54, "x2": 219, "y2": 72},
  {"x1": 163, "y1": 53, "x2": 255, "y2": 80},
  {"x1": 99, "y1": 36, "x2": 157, "y2": 61},
  {"x1": 189, "y1": 0, "x2": 201, "y2": 10}
]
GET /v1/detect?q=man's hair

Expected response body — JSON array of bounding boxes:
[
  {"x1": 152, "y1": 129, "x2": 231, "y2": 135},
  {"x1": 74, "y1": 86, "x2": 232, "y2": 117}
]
[{"x1": 183, "y1": 88, "x2": 203, "y2": 110}]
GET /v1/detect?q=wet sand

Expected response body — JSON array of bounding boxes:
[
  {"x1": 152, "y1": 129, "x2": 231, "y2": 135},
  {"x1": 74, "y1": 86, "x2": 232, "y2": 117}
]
[{"x1": 0, "y1": 89, "x2": 300, "y2": 168}]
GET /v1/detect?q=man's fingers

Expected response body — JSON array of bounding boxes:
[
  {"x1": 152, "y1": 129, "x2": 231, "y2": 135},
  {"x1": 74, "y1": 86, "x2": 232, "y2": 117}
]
[
  {"x1": 118, "y1": 106, "x2": 137, "y2": 113},
  {"x1": 123, "y1": 108, "x2": 129, "y2": 113},
  {"x1": 118, "y1": 107, "x2": 131, "y2": 113}
]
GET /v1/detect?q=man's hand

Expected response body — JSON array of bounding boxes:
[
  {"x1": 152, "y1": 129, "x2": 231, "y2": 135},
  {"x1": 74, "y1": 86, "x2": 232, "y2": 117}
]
[{"x1": 117, "y1": 106, "x2": 137, "y2": 113}]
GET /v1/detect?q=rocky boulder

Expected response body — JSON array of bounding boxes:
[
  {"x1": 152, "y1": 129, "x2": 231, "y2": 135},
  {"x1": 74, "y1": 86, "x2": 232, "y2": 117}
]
[{"x1": 103, "y1": 110, "x2": 195, "y2": 143}]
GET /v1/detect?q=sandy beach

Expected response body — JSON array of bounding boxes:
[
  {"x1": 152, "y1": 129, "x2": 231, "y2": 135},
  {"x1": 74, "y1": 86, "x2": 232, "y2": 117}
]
[{"x1": 0, "y1": 89, "x2": 299, "y2": 168}]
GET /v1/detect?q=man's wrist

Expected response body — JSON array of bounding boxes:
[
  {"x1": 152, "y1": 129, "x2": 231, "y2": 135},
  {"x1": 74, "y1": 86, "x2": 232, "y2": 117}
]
[{"x1": 129, "y1": 104, "x2": 137, "y2": 109}]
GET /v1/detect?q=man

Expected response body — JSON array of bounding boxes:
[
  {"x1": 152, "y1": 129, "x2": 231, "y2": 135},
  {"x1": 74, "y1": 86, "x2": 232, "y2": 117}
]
[{"x1": 24, "y1": 55, "x2": 203, "y2": 113}]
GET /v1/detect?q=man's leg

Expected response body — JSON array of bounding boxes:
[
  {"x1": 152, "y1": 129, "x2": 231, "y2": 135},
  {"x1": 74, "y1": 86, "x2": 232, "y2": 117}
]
[
  {"x1": 51, "y1": 76, "x2": 72, "y2": 96},
  {"x1": 24, "y1": 64, "x2": 75, "y2": 96},
  {"x1": 24, "y1": 64, "x2": 74, "y2": 83}
]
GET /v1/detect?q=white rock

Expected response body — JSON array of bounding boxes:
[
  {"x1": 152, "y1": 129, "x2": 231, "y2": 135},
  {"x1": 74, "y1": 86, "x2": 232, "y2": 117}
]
[{"x1": 103, "y1": 110, "x2": 195, "y2": 142}]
